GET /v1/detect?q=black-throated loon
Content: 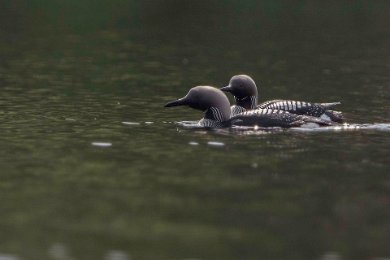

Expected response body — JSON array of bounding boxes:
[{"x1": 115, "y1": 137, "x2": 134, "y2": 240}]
[
  {"x1": 164, "y1": 86, "x2": 336, "y2": 128},
  {"x1": 221, "y1": 75, "x2": 344, "y2": 123}
]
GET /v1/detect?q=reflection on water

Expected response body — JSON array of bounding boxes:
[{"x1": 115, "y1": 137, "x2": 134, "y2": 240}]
[
  {"x1": 104, "y1": 250, "x2": 130, "y2": 260},
  {"x1": 207, "y1": 141, "x2": 225, "y2": 147},
  {"x1": 319, "y1": 252, "x2": 343, "y2": 260},
  {"x1": 1, "y1": 245, "x2": 131, "y2": 260},
  {"x1": 291, "y1": 123, "x2": 390, "y2": 132},
  {"x1": 91, "y1": 142, "x2": 113, "y2": 147},
  {"x1": 48, "y1": 243, "x2": 73, "y2": 260},
  {"x1": 0, "y1": 254, "x2": 20, "y2": 260},
  {"x1": 175, "y1": 122, "x2": 390, "y2": 135}
]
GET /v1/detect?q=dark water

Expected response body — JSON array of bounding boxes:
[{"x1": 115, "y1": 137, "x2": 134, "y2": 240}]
[{"x1": 1, "y1": 2, "x2": 390, "y2": 260}]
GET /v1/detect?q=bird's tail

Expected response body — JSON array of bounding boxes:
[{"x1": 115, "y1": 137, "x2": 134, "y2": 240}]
[
  {"x1": 324, "y1": 110, "x2": 344, "y2": 123},
  {"x1": 320, "y1": 102, "x2": 341, "y2": 109}
]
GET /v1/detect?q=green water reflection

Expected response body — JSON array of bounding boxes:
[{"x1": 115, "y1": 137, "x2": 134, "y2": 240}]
[{"x1": 0, "y1": 1, "x2": 389, "y2": 259}]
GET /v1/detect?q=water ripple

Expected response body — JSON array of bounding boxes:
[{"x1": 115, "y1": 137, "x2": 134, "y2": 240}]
[
  {"x1": 175, "y1": 122, "x2": 390, "y2": 134},
  {"x1": 290, "y1": 123, "x2": 390, "y2": 133}
]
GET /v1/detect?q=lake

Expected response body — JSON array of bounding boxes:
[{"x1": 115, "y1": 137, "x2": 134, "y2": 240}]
[{"x1": 0, "y1": 1, "x2": 389, "y2": 259}]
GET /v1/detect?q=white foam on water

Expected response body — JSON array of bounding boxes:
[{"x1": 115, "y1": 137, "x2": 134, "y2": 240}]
[
  {"x1": 174, "y1": 121, "x2": 390, "y2": 134},
  {"x1": 0, "y1": 254, "x2": 20, "y2": 260},
  {"x1": 358, "y1": 123, "x2": 390, "y2": 131},
  {"x1": 189, "y1": 141, "x2": 199, "y2": 146},
  {"x1": 91, "y1": 142, "x2": 112, "y2": 147},
  {"x1": 177, "y1": 121, "x2": 201, "y2": 128},
  {"x1": 290, "y1": 123, "x2": 390, "y2": 133},
  {"x1": 104, "y1": 250, "x2": 130, "y2": 260},
  {"x1": 207, "y1": 141, "x2": 225, "y2": 147},
  {"x1": 122, "y1": 122, "x2": 140, "y2": 126},
  {"x1": 47, "y1": 243, "x2": 72, "y2": 260},
  {"x1": 300, "y1": 122, "x2": 321, "y2": 128}
]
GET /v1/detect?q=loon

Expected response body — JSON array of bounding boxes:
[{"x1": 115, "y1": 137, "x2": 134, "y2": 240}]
[
  {"x1": 164, "y1": 86, "x2": 336, "y2": 128},
  {"x1": 221, "y1": 75, "x2": 344, "y2": 123}
]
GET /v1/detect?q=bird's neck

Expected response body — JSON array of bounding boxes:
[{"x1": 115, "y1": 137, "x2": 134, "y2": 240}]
[
  {"x1": 204, "y1": 107, "x2": 229, "y2": 122},
  {"x1": 235, "y1": 95, "x2": 257, "y2": 110}
]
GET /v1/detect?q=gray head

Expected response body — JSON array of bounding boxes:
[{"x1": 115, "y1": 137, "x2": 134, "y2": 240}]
[
  {"x1": 220, "y1": 75, "x2": 258, "y2": 109},
  {"x1": 164, "y1": 86, "x2": 231, "y2": 122}
]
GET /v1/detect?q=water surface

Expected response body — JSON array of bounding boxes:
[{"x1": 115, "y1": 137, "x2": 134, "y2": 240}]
[{"x1": 0, "y1": 2, "x2": 390, "y2": 259}]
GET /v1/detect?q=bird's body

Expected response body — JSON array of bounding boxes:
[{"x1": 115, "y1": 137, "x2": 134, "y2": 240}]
[
  {"x1": 165, "y1": 86, "x2": 337, "y2": 128},
  {"x1": 258, "y1": 99, "x2": 343, "y2": 122},
  {"x1": 221, "y1": 75, "x2": 344, "y2": 123},
  {"x1": 229, "y1": 108, "x2": 334, "y2": 127}
]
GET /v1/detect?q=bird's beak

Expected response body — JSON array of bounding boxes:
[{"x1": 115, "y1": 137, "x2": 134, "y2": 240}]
[
  {"x1": 220, "y1": 85, "x2": 232, "y2": 93},
  {"x1": 164, "y1": 97, "x2": 187, "y2": 107}
]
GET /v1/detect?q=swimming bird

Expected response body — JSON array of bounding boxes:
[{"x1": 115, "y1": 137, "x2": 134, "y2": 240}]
[
  {"x1": 221, "y1": 75, "x2": 344, "y2": 122},
  {"x1": 164, "y1": 86, "x2": 336, "y2": 128},
  {"x1": 165, "y1": 86, "x2": 230, "y2": 127}
]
